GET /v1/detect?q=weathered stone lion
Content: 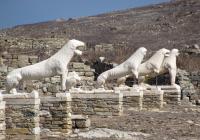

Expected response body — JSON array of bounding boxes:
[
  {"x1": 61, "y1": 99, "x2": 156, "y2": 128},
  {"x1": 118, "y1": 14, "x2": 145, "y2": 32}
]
[
  {"x1": 138, "y1": 48, "x2": 179, "y2": 86},
  {"x1": 97, "y1": 47, "x2": 147, "y2": 87},
  {"x1": 159, "y1": 49, "x2": 179, "y2": 85},
  {"x1": 117, "y1": 48, "x2": 179, "y2": 87},
  {"x1": 138, "y1": 48, "x2": 170, "y2": 75},
  {"x1": 6, "y1": 39, "x2": 85, "y2": 93}
]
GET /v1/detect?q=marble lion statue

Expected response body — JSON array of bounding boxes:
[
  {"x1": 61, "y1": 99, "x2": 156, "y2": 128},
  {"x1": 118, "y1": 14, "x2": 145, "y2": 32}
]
[
  {"x1": 6, "y1": 39, "x2": 85, "y2": 93},
  {"x1": 138, "y1": 48, "x2": 179, "y2": 86},
  {"x1": 97, "y1": 47, "x2": 147, "y2": 87},
  {"x1": 159, "y1": 48, "x2": 179, "y2": 85},
  {"x1": 138, "y1": 48, "x2": 170, "y2": 75},
  {"x1": 117, "y1": 48, "x2": 180, "y2": 87},
  {"x1": 65, "y1": 71, "x2": 81, "y2": 91}
]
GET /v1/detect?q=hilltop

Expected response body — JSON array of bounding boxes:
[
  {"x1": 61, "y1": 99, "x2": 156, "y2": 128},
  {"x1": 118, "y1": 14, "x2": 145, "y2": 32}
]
[{"x1": 1, "y1": 0, "x2": 200, "y2": 50}]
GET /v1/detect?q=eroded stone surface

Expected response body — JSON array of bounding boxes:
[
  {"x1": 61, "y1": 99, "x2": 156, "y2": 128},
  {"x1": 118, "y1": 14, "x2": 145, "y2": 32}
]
[{"x1": 71, "y1": 128, "x2": 150, "y2": 139}]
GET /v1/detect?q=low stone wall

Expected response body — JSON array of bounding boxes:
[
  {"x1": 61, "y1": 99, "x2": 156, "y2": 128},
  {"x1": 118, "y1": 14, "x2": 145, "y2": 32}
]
[
  {"x1": 0, "y1": 93, "x2": 5, "y2": 140},
  {"x1": 71, "y1": 89, "x2": 123, "y2": 116},
  {"x1": 40, "y1": 93, "x2": 72, "y2": 135},
  {"x1": 142, "y1": 88, "x2": 164, "y2": 111},
  {"x1": 158, "y1": 85, "x2": 181, "y2": 105},
  {"x1": 2, "y1": 91, "x2": 40, "y2": 139}
]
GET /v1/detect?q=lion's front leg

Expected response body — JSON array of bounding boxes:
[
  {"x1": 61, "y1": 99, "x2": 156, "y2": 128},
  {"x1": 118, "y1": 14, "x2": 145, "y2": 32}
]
[
  {"x1": 61, "y1": 69, "x2": 68, "y2": 91},
  {"x1": 169, "y1": 68, "x2": 176, "y2": 85},
  {"x1": 131, "y1": 69, "x2": 138, "y2": 79}
]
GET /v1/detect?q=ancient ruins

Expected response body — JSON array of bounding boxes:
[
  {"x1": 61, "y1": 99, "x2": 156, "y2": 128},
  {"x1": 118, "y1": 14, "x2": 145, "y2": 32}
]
[{"x1": 0, "y1": 39, "x2": 185, "y2": 139}]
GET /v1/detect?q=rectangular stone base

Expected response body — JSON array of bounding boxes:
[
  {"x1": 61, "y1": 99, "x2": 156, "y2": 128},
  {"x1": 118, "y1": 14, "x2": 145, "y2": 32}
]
[
  {"x1": 71, "y1": 89, "x2": 123, "y2": 116},
  {"x1": 158, "y1": 85, "x2": 181, "y2": 105},
  {"x1": 40, "y1": 93, "x2": 72, "y2": 135},
  {"x1": 142, "y1": 88, "x2": 163, "y2": 111},
  {"x1": 3, "y1": 91, "x2": 40, "y2": 136},
  {"x1": 117, "y1": 87, "x2": 143, "y2": 110}
]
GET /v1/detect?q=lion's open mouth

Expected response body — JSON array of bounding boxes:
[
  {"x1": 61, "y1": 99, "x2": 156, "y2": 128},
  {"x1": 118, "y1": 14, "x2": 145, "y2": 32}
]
[{"x1": 74, "y1": 49, "x2": 83, "y2": 55}]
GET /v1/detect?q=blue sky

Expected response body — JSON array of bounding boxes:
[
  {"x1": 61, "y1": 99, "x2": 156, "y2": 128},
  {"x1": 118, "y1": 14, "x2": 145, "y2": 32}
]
[{"x1": 0, "y1": 0, "x2": 169, "y2": 29}]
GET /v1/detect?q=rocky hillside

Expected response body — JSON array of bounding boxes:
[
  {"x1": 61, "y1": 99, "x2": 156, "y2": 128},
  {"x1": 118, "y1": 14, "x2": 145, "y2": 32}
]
[{"x1": 1, "y1": 0, "x2": 200, "y2": 50}]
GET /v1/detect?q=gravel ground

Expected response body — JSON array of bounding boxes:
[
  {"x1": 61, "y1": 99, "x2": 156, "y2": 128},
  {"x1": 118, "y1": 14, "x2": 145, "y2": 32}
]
[{"x1": 66, "y1": 104, "x2": 200, "y2": 140}]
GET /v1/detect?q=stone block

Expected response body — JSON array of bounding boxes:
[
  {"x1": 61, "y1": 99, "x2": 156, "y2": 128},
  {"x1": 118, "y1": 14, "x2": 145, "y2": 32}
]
[
  {"x1": 47, "y1": 84, "x2": 60, "y2": 93},
  {"x1": 72, "y1": 62, "x2": 85, "y2": 69},
  {"x1": 2, "y1": 54, "x2": 12, "y2": 59},
  {"x1": 18, "y1": 55, "x2": 29, "y2": 62},
  {"x1": 83, "y1": 65, "x2": 91, "y2": 71},
  {"x1": 12, "y1": 55, "x2": 18, "y2": 59},
  {"x1": 0, "y1": 65, "x2": 7, "y2": 73},
  {"x1": 72, "y1": 115, "x2": 91, "y2": 129},
  {"x1": 10, "y1": 59, "x2": 18, "y2": 67},
  {"x1": 18, "y1": 55, "x2": 29, "y2": 67},
  {"x1": 50, "y1": 77, "x2": 60, "y2": 84},
  {"x1": 29, "y1": 56, "x2": 38, "y2": 64},
  {"x1": 81, "y1": 76, "x2": 94, "y2": 81},
  {"x1": 84, "y1": 72, "x2": 94, "y2": 76}
]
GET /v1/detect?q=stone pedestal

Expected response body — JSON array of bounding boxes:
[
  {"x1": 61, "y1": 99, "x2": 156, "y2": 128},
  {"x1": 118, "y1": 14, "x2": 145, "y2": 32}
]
[
  {"x1": 40, "y1": 92, "x2": 72, "y2": 135},
  {"x1": 115, "y1": 87, "x2": 143, "y2": 110},
  {"x1": 71, "y1": 89, "x2": 123, "y2": 116},
  {"x1": 158, "y1": 85, "x2": 181, "y2": 105},
  {"x1": 3, "y1": 90, "x2": 40, "y2": 139},
  {"x1": 0, "y1": 92, "x2": 6, "y2": 140},
  {"x1": 142, "y1": 88, "x2": 163, "y2": 111}
]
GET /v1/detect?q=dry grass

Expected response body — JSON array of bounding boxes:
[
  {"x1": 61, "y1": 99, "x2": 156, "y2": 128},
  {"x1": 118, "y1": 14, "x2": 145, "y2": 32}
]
[
  {"x1": 82, "y1": 47, "x2": 137, "y2": 64},
  {"x1": 177, "y1": 54, "x2": 200, "y2": 71},
  {"x1": 84, "y1": 46, "x2": 200, "y2": 72}
]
